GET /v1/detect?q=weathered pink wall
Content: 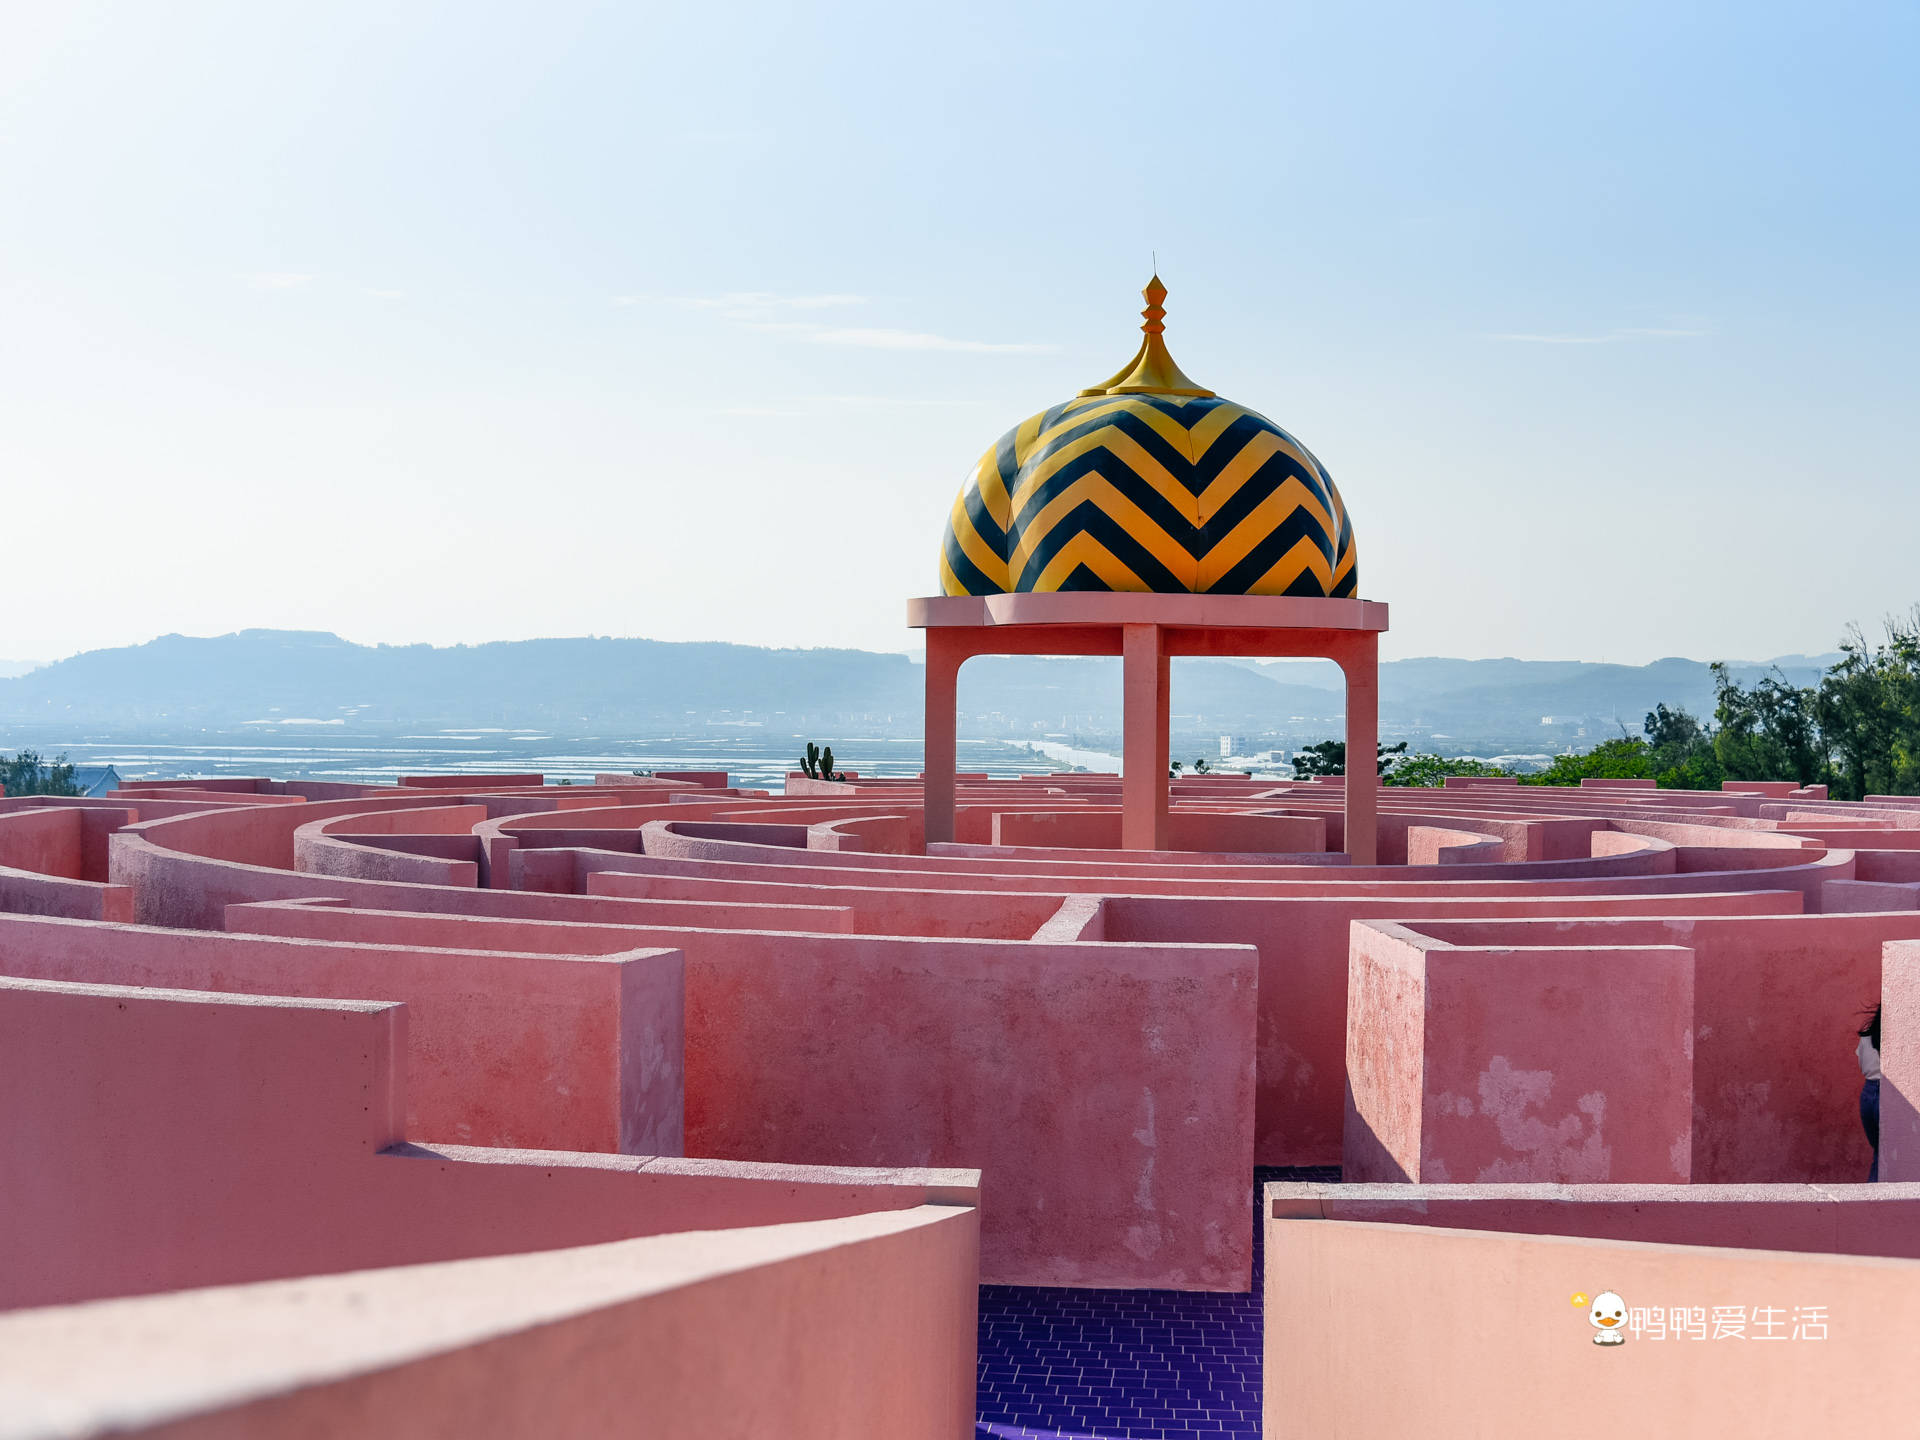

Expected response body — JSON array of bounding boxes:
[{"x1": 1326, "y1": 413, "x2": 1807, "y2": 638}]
[
  {"x1": 1101, "y1": 888, "x2": 1794, "y2": 1164},
  {"x1": 989, "y1": 808, "x2": 1325, "y2": 855},
  {"x1": 0, "y1": 972, "x2": 977, "y2": 1312},
  {"x1": 0, "y1": 912, "x2": 683, "y2": 1155},
  {"x1": 1820, "y1": 877, "x2": 1920, "y2": 912},
  {"x1": 1267, "y1": 1208, "x2": 1920, "y2": 1439},
  {"x1": 0, "y1": 1207, "x2": 979, "y2": 1440},
  {"x1": 1406, "y1": 825, "x2": 1506, "y2": 865},
  {"x1": 0, "y1": 976, "x2": 408, "y2": 1308},
  {"x1": 1393, "y1": 913, "x2": 1911, "y2": 1181},
  {"x1": 1270, "y1": 1180, "x2": 1920, "y2": 1257},
  {"x1": 217, "y1": 898, "x2": 1256, "y2": 1290},
  {"x1": 1879, "y1": 939, "x2": 1920, "y2": 1183},
  {"x1": 0, "y1": 866, "x2": 136, "y2": 921},
  {"x1": 1344, "y1": 926, "x2": 1694, "y2": 1183},
  {"x1": 586, "y1": 863, "x2": 1067, "y2": 939}
]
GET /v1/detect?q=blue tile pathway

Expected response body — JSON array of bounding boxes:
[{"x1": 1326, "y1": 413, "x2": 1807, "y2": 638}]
[{"x1": 974, "y1": 1167, "x2": 1338, "y2": 1439}]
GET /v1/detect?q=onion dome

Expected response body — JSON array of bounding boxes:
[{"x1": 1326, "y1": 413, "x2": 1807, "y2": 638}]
[{"x1": 939, "y1": 277, "x2": 1357, "y2": 597}]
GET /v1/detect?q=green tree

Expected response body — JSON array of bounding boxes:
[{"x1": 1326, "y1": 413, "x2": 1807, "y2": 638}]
[
  {"x1": 1519, "y1": 736, "x2": 1656, "y2": 786},
  {"x1": 1291, "y1": 739, "x2": 1408, "y2": 779},
  {"x1": 1712, "y1": 663, "x2": 1821, "y2": 787},
  {"x1": 1816, "y1": 612, "x2": 1920, "y2": 800},
  {"x1": 0, "y1": 750, "x2": 82, "y2": 797},
  {"x1": 1643, "y1": 702, "x2": 1724, "y2": 790},
  {"x1": 1382, "y1": 753, "x2": 1514, "y2": 788}
]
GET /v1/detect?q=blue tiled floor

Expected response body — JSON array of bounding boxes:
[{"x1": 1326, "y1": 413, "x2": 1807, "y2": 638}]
[{"x1": 975, "y1": 1167, "x2": 1338, "y2": 1439}]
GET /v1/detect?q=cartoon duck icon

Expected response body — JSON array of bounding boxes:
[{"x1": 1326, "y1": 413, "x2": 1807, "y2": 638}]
[{"x1": 1589, "y1": 1291, "x2": 1628, "y2": 1346}]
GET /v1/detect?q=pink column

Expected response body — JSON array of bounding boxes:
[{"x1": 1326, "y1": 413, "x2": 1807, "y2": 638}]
[
  {"x1": 1122, "y1": 624, "x2": 1170, "y2": 851},
  {"x1": 922, "y1": 632, "x2": 964, "y2": 848},
  {"x1": 1340, "y1": 634, "x2": 1379, "y2": 865}
]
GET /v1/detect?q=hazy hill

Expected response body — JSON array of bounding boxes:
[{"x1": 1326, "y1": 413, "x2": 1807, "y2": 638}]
[{"x1": 0, "y1": 629, "x2": 1846, "y2": 750}]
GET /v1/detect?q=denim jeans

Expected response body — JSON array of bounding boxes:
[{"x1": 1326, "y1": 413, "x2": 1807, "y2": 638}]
[{"x1": 1861, "y1": 1078, "x2": 1880, "y2": 1183}]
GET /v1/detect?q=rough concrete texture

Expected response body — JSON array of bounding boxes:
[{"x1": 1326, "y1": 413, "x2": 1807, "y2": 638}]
[{"x1": 5, "y1": 764, "x2": 1920, "y2": 1434}]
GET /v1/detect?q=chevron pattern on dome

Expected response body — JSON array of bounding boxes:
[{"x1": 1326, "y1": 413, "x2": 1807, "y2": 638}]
[{"x1": 939, "y1": 391, "x2": 1358, "y2": 598}]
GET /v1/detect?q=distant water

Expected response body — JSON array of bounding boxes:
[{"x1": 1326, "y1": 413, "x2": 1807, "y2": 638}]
[{"x1": 19, "y1": 730, "x2": 1123, "y2": 789}]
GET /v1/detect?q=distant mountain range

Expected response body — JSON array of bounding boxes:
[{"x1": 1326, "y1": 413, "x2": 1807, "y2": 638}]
[{"x1": 0, "y1": 630, "x2": 1845, "y2": 756}]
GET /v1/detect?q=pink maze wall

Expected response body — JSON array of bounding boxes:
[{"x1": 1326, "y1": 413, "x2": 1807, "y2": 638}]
[
  {"x1": 9, "y1": 769, "x2": 1920, "y2": 1314},
  {"x1": 0, "y1": 971, "x2": 975, "y2": 1311},
  {"x1": 0, "y1": 912, "x2": 685, "y2": 1155},
  {"x1": 221, "y1": 898, "x2": 1258, "y2": 1289},
  {"x1": 1265, "y1": 1193, "x2": 1920, "y2": 1440}
]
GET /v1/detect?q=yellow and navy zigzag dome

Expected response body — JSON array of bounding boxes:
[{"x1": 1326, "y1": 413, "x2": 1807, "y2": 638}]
[{"x1": 940, "y1": 276, "x2": 1357, "y2": 598}]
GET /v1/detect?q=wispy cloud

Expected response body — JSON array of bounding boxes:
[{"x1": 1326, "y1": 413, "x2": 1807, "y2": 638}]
[
  {"x1": 1484, "y1": 326, "x2": 1708, "y2": 344},
  {"x1": 243, "y1": 271, "x2": 316, "y2": 292},
  {"x1": 622, "y1": 290, "x2": 1053, "y2": 354},
  {"x1": 615, "y1": 291, "x2": 867, "y2": 314},
  {"x1": 708, "y1": 395, "x2": 986, "y2": 418},
  {"x1": 805, "y1": 327, "x2": 1054, "y2": 353}
]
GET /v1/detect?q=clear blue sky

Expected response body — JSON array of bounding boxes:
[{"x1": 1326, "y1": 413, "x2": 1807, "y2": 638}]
[{"x1": 3, "y1": 1, "x2": 1914, "y2": 664}]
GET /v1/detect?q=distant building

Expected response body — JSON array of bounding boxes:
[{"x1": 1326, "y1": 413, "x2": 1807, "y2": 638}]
[
  {"x1": 1219, "y1": 735, "x2": 1238, "y2": 757},
  {"x1": 69, "y1": 765, "x2": 123, "y2": 797}
]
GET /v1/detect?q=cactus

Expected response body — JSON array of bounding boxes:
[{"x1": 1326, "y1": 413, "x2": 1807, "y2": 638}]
[{"x1": 800, "y1": 742, "x2": 849, "y2": 782}]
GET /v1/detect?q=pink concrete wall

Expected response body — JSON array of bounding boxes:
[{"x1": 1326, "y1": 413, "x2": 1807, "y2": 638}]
[
  {"x1": 0, "y1": 1206, "x2": 979, "y2": 1440},
  {"x1": 585, "y1": 863, "x2": 1067, "y2": 939},
  {"x1": 0, "y1": 975, "x2": 408, "y2": 1309},
  {"x1": 216, "y1": 898, "x2": 1255, "y2": 1290},
  {"x1": 0, "y1": 808, "x2": 138, "y2": 920},
  {"x1": 0, "y1": 866, "x2": 136, "y2": 922},
  {"x1": 1100, "y1": 888, "x2": 1796, "y2": 1165},
  {"x1": 990, "y1": 808, "x2": 1325, "y2": 855},
  {"x1": 1393, "y1": 913, "x2": 1910, "y2": 1181},
  {"x1": 0, "y1": 972, "x2": 977, "y2": 1319},
  {"x1": 1267, "y1": 1209, "x2": 1920, "y2": 1439},
  {"x1": 1344, "y1": 927, "x2": 1694, "y2": 1183},
  {"x1": 397, "y1": 773, "x2": 544, "y2": 788},
  {"x1": 293, "y1": 804, "x2": 491, "y2": 888},
  {"x1": 1879, "y1": 939, "x2": 1920, "y2": 1183},
  {"x1": 683, "y1": 931, "x2": 1257, "y2": 1288},
  {"x1": 0, "y1": 912, "x2": 683, "y2": 1156},
  {"x1": 1858, "y1": 849, "x2": 1920, "y2": 882},
  {"x1": 0, "y1": 805, "x2": 84, "y2": 877},
  {"x1": 1270, "y1": 1180, "x2": 1920, "y2": 1258},
  {"x1": 1406, "y1": 825, "x2": 1506, "y2": 865},
  {"x1": 809, "y1": 813, "x2": 923, "y2": 854},
  {"x1": 1820, "y1": 877, "x2": 1920, "y2": 912}
]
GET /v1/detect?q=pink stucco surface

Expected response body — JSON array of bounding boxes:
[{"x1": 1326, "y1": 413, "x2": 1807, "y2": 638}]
[
  {"x1": 1269, "y1": 1181, "x2": 1920, "y2": 1257},
  {"x1": 14, "y1": 761, "x2": 1920, "y2": 1430},
  {"x1": 217, "y1": 896, "x2": 1258, "y2": 1289},
  {"x1": 1387, "y1": 912, "x2": 1910, "y2": 1181},
  {"x1": 0, "y1": 911, "x2": 684, "y2": 1155},
  {"x1": 1879, "y1": 939, "x2": 1920, "y2": 1183},
  {"x1": 1344, "y1": 926, "x2": 1694, "y2": 1183},
  {"x1": 0, "y1": 970, "x2": 975, "y2": 1311},
  {"x1": 1266, "y1": 1207, "x2": 1920, "y2": 1439},
  {"x1": 0, "y1": 1207, "x2": 979, "y2": 1440},
  {"x1": 1102, "y1": 887, "x2": 1792, "y2": 1164}
]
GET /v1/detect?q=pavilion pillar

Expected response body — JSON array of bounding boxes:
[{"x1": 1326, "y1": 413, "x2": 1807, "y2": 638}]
[
  {"x1": 1122, "y1": 623, "x2": 1170, "y2": 851},
  {"x1": 923, "y1": 630, "x2": 964, "y2": 848},
  {"x1": 1340, "y1": 633, "x2": 1379, "y2": 865}
]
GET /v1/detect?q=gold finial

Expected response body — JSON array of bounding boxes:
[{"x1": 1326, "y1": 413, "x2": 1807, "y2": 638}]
[{"x1": 1080, "y1": 274, "x2": 1214, "y2": 399}]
